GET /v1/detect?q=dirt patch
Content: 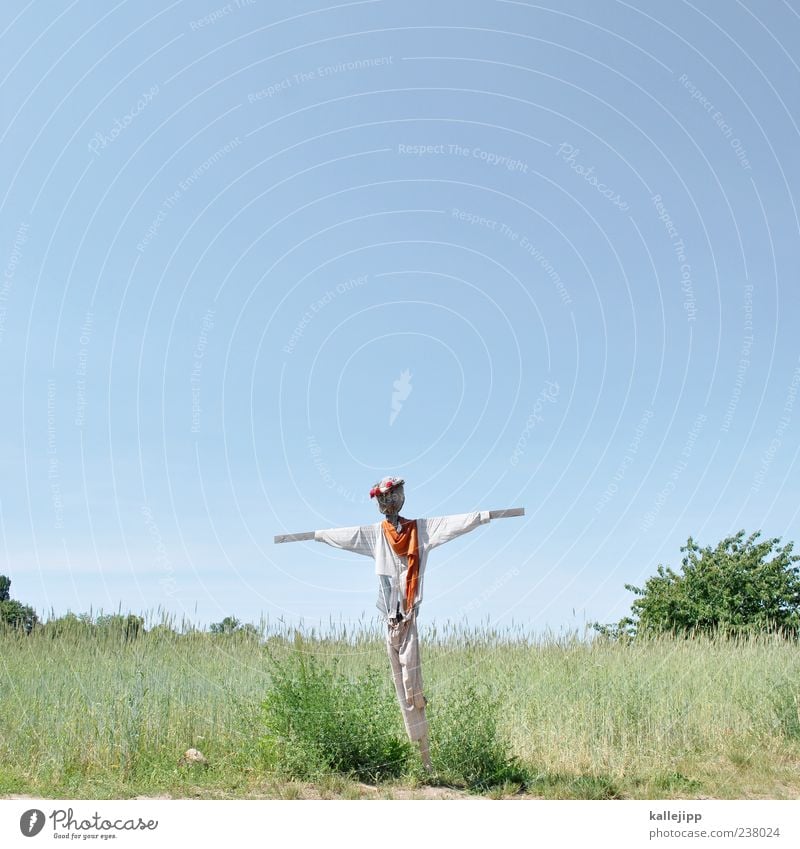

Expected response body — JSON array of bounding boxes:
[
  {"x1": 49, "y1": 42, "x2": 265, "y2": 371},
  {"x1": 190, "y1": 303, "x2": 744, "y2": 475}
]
[
  {"x1": 87, "y1": 784, "x2": 482, "y2": 800},
  {"x1": 2, "y1": 784, "x2": 534, "y2": 801},
  {"x1": 351, "y1": 783, "x2": 477, "y2": 800}
]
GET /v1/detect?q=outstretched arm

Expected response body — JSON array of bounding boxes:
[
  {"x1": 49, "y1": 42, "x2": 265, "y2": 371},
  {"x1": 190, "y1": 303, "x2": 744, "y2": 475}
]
[
  {"x1": 422, "y1": 511, "x2": 489, "y2": 550},
  {"x1": 422, "y1": 507, "x2": 524, "y2": 550},
  {"x1": 313, "y1": 524, "x2": 377, "y2": 557}
]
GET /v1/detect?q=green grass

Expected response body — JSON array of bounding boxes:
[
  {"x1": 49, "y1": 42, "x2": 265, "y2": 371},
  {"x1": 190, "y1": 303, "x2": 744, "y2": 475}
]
[{"x1": 1, "y1": 615, "x2": 799, "y2": 798}]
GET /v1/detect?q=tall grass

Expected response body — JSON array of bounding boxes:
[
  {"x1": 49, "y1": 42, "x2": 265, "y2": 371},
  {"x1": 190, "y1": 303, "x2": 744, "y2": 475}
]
[{"x1": 0, "y1": 613, "x2": 798, "y2": 798}]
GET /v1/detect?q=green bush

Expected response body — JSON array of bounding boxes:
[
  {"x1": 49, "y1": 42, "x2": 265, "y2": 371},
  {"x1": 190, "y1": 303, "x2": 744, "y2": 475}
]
[
  {"x1": 96, "y1": 614, "x2": 145, "y2": 641},
  {"x1": 260, "y1": 651, "x2": 410, "y2": 782},
  {"x1": 768, "y1": 681, "x2": 800, "y2": 741},
  {"x1": 428, "y1": 681, "x2": 525, "y2": 790},
  {"x1": 0, "y1": 600, "x2": 38, "y2": 634},
  {"x1": 597, "y1": 531, "x2": 800, "y2": 638}
]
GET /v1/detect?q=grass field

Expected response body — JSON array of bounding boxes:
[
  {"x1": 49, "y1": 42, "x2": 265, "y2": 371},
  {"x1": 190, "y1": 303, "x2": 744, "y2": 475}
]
[{"x1": 1, "y1": 616, "x2": 799, "y2": 799}]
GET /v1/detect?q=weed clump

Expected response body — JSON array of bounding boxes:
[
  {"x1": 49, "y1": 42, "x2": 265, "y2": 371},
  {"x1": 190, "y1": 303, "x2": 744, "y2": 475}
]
[
  {"x1": 428, "y1": 681, "x2": 525, "y2": 790},
  {"x1": 260, "y1": 651, "x2": 410, "y2": 782}
]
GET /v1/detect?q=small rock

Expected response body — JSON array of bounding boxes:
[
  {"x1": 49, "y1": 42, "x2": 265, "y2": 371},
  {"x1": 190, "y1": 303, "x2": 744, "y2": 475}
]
[{"x1": 179, "y1": 748, "x2": 209, "y2": 767}]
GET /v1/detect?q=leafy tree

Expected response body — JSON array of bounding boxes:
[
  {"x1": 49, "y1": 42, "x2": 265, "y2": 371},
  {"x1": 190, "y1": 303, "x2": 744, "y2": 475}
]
[
  {"x1": 123, "y1": 614, "x2": 144, "y2": 640},
  {"x1": 239, "y1": 622, "x2": 261, "y2": 641},
  {"x1": 0, "y1": 599, "x2": 39, "y2": 634},
  {"x1": 0, "y1": 576, "x2": 38, "y2": 633},
  {"x1": 210, "y1": 616, "x2": 241, "y2": 635},
  {"x1": 210, "y1": 616, "x2": 260, "y2": 640},
  {"x1": 40, "y1": 612, "x2": 93, "y2": 638},
  {"x1": 95, "y1": 613, "x2": 145, "y2": 640},
  {"x1": 597, "y1": 530, "x2": 800, "y2": 638}
]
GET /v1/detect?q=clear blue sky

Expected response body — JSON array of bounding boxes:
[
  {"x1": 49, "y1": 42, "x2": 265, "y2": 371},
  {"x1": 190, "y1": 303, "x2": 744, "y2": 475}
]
[{"x1": 1, "y1": 0, "x2": 799, "y2": 632}]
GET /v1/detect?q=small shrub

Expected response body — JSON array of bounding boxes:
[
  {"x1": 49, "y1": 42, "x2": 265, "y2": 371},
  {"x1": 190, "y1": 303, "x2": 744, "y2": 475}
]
[
  {"x1": 768, "y1": 681, "x2": 800, "y2": 740},
  {"x1": 651, "y1": 771, "x2": 702, "y2": 794},
  {"x1": 428, "y1": 681, "x2": 525, "y2": 790},
  {"x1": 260, "y1": 651, "x2": 410, "y2": 782},
  {"x1": 567, "y1": 775, "x2": 623, "y2": 799}
]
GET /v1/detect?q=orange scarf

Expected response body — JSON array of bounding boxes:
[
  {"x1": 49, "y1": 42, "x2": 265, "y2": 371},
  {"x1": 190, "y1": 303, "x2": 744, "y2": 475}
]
[{"x1": 381, "y1": 518, "x2": 420, "y2": 612}]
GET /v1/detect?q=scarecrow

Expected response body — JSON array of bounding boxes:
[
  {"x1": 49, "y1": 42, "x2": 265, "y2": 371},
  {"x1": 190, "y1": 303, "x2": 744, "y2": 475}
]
[{"x1": 274, "y1": 476, "x2": 523, "y2": 770}]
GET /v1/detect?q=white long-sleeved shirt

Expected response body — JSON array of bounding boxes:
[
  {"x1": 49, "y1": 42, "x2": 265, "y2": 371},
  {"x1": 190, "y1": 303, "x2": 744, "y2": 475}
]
[{"x1": 314, "y1": 511, "x2": 491, "y2": 618}]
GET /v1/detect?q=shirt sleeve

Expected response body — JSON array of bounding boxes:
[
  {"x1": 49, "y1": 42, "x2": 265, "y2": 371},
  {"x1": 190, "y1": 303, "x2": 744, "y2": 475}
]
[
  {"x1": 314, "y1": 524, "x2": 377, "y2": 557},
  {"x1": 421, "y1": 511, "x2": 491, "y2": 550}
]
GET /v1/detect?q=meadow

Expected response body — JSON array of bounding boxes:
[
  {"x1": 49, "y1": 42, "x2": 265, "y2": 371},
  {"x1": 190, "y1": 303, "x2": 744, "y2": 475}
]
[{"x1": 1, "y1": 615, "x2": 798, "y2": 799}]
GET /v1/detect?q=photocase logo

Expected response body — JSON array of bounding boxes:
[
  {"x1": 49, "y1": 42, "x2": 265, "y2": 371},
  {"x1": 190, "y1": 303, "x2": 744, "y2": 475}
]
[
  {"x1": 390, "y1": 369, "x2": 412, "y2": 425},
  {"x1": 19, "y1": 809, "x2": 45, "y2": 837}
]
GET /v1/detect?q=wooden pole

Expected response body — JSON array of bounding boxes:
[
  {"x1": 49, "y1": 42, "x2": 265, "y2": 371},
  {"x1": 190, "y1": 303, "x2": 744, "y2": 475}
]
[
  {"x1": 273, "y1": 507, "x2": 524, "y2": 544},
  {"x1": 487, "y1": 507, "x2": 525, "y2": 520},
  {"x1": 273, "y1": 531, "x2": 316, "y2": 544}
]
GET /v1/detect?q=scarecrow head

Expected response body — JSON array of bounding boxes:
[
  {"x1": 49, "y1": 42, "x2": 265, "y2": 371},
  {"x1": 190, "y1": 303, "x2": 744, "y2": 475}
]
[{"x1": 370, "y1": 476, "x2": 405, "y2": 518}]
